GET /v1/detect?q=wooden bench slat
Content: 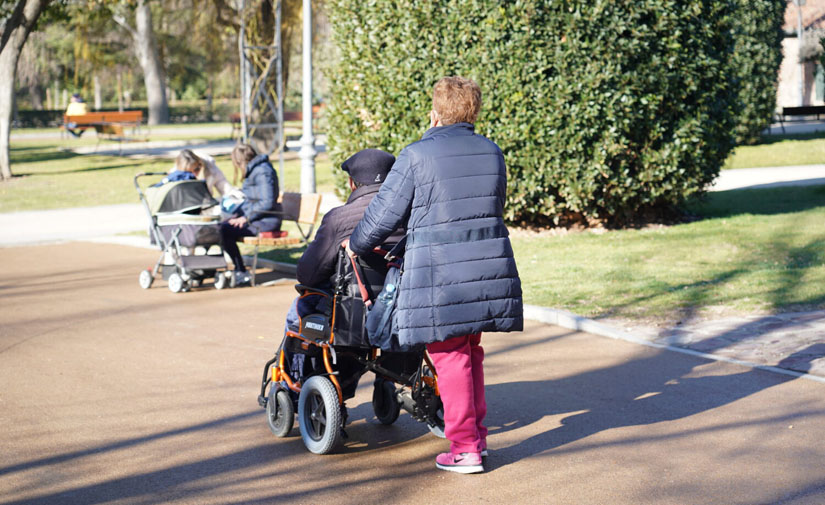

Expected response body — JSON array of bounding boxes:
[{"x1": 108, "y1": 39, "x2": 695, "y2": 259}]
[
  {"x1": 243, "y1": 236, "x2": 303, "y2": 246},
  {"x1": 278, "y1": 192, "x2": 323, "y2": 224}
]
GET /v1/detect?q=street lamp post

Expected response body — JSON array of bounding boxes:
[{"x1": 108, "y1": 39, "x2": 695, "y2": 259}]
[{"x1": 299, "y1": 0, "x2": 316, "y2": 194}]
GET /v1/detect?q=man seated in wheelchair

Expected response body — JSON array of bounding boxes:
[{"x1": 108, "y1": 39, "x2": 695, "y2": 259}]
[{"x1": 280, "y1": 149, "x2": 404, "y2": 400}]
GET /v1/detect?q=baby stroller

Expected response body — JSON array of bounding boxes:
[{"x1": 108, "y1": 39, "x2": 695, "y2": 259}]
[
  {"x1": 134, "y1": 172, "x2": 230, "y2": 293},
  {"x1": 257, "y1": 246, "x2": 444, "y2": 454}
]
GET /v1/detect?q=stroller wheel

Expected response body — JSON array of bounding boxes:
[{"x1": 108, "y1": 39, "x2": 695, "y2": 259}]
[
  {"x1": 298, "y1": 376, "x2": 343, "y2": 454},
  {"x1": 267, "y1": 386, "x2": 294, "y2": 437},
  {"x1": 168, "y1": 272, "x2": 184, "y2": 293},
  {"x1": 214, "y1": 272, "x2": 228, "y2": 290},
  {"x1": 138, "y1": 269, "x2": 154, "y2": 289},
  {"x1": 372, "y1": 378, "x2": 401, "y2": 425}
]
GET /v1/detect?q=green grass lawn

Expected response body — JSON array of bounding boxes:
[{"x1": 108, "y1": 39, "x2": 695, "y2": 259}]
[
  {"x1": 725, "y1": 131, "x2": 825, "y2": 169},
  {"x1": 1, "y1": 136, "x2": 336, "y2": 213},
  {"x1": 256, "y1": 185, "x2": 825, "y2": 325},
  {"x1": 513, "y1": 185, "x2": 825, "y2": 323}
]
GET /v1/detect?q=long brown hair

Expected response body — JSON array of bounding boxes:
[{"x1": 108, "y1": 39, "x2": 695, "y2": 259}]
[{"x1": 230, "y1": 143, "x2": 257, "y2": 185}]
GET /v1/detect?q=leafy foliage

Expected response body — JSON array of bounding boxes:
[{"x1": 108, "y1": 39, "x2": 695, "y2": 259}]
[
  {"x1": 326, "y1": 0, "x2": 743, "y2": 225},
  {"x1": 730, "y1": 0, "x2": 785, "y2": 145}
]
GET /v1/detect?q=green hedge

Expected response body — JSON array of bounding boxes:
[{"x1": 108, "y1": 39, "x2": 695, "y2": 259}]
[
  {"x1": 327, "y1": 1, "x2": 740, "y2": 225},
  {"x1": 731, "y1": 0, "x2": 785, "y2": 145}
]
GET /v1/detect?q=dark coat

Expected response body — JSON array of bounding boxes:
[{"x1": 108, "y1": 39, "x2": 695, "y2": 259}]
[
  {"x1": 349, "y1": 122, "x2": 523, "y2": 347},
  {"x1": 297, "y1": 184, "x2": 404, "y2": 288},
  {"x1": 238, "y1": 154, "x2": 282, "y2": 234}
]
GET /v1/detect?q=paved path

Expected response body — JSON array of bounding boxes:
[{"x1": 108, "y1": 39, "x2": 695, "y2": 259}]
[
  {"x1": 1, "y1": 242, "x2": 823, "y2": 504},
  {"x1": 711, "y1": 165, "x2": 825, "y2": 192},
  {"x1": 64, "y1": 135, "x2": 327, "y2": 159}
]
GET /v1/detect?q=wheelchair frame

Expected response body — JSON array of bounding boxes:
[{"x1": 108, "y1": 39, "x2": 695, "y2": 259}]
[{"x1": 257, "y1": 248, "x2": 445, "y2": 454}]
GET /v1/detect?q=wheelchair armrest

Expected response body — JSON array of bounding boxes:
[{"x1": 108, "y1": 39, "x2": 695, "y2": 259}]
[{"x1": 294, "y1": 284, "x2": 332, "y2": 297}]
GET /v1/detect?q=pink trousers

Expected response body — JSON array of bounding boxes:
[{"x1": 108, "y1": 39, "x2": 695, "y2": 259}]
[{"x1": 426, "y1": 333, "x2": 487, "y2": 454}]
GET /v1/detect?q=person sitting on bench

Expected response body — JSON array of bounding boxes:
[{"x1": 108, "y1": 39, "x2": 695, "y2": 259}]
[
  {"x1": 220, "y1": 143, "x2": 282, "y2": 286},
  {"x1": 64, "y1": 93, "x2": 88, "y2": 138}
]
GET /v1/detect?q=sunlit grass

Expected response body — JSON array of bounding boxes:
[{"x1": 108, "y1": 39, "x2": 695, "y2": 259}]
[
  {"x1": 513, "y1": 185, "x2": 825, "y2": 322},
  {"x1": 725, "y1": 131, "x2": 825, "y2": 169}
]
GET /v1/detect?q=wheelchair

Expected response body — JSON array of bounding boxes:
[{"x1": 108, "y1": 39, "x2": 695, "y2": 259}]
[{"x1": 257, "y1": 246, "x2": 444, "y2": 454}]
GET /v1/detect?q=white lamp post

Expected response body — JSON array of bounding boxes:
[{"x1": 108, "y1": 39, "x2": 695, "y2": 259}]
[{"x1": 299, "y1": 0, "x2": 317, "y2": 193}]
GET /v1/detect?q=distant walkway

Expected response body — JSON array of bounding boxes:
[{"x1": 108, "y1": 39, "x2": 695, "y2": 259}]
[
  {"x1": 64, "y1": 135, "x2": 327, "y2": 159},
  {"x1": 10, "y1": 124, "x2": 234, "y2": 140},
  {"x1": 763, "y1": 118, "x2": 825, "y2": 136},
  {"x1": 0, "y1": 194, "x2": 344, "y2": 247},
  {"x1": 711, "y1": 164, "x2": 825, "y2": 191}
]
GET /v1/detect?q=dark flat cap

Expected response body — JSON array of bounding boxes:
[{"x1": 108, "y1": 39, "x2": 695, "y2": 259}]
[{"x1": 341, "y1": 149, "x2": 395, "y2": 185}]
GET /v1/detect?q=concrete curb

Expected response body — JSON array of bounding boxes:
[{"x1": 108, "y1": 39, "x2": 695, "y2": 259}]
[{"x1": 524, "y1": 304, "x2": 825, "y2": 385}]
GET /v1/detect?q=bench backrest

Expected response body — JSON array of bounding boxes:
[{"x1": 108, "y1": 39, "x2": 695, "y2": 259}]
[
  {"x1": 278, "y1": 192, "x2": 322, "y2": 225},
  {"x1": 63, "y1": 110, "x2": 143, "y2": 125},
  {"x1": 781, "y1": 106, "x2": 825, "y2": 116}
]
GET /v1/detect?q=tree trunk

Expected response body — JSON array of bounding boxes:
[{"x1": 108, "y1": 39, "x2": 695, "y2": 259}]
[
  {"x1": 117, "y1": 71, "x2": 123, "y2": 112},
  {"x1": 0, "y1": 0, "x2": 51, "y2": 181},
  {"x1": 93, "y1": 74, "x2": 102, "y2": 110},
  {"x1": 134, "y1": 0, "x2": 168, "y2": 124},
  {"x1": 28, "y1": 82, "x2": 43, "y2": 110}
]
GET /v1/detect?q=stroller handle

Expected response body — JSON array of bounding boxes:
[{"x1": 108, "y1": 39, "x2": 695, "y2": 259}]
[{"x1": 133, "y1": 172, "x2": 168, "y2": 190}]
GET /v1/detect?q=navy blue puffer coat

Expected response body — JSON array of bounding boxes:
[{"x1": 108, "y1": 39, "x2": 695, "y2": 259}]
[
  {"x1": 238, "y1": 154, "x2": 282, "y2": 234},
  {"x1": 349, "y1": 122, "x2": 523, "y2": 346}
]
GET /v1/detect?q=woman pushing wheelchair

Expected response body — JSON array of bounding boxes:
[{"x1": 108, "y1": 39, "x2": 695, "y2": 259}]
[{"x1": 345, "y1": 76, "x2": 523, "y2": 474}]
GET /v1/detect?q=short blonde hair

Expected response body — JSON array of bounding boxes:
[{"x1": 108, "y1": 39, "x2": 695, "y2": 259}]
[{"x1": 432, "y1": 76, "x2": 481, "y2": 125}]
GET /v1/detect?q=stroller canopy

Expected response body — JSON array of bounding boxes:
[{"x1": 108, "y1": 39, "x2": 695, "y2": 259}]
[{"x1": 146, "y1": 180, "x2": 218, "y2": 215}]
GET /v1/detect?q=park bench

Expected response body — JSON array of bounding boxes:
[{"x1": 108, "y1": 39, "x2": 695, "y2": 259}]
[
  {"x1": 242, "y1": 191, "x2": 322, "y2": 286},
  {"x1": 62, "y1": 110, "x2": 144, "y2": 142},
  {"x1": 775, "y1": 105, "x2": 825, "y2": 133}
]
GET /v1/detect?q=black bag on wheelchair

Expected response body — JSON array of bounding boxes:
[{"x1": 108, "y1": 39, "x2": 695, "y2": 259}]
[{"x1": 331, "y1": 248, "x2": 389, "y2": 348}]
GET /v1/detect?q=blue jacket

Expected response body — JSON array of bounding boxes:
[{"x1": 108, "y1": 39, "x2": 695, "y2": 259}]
[
  {"x1": 238, "y1": 154, "x2": 282, "y2": 234},
  {"x1": 349, "y1": 122, "x2": 523, "y2": 346}
]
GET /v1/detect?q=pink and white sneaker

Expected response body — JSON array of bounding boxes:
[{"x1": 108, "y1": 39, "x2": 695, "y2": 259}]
[{"x1": 435, "y1": 451, "x2": 484, "y2": 474}]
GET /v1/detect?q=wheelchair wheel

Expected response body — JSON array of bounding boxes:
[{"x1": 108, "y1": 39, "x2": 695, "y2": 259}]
[
  {"x1": 372, "y1": 378, "x2": 401, "y2": 425},
  {"x1": 298, "y1": 376, "x2": 343, "y2": 454},
  {"x1": 266, "y1": 386, "x2": 294, "y2": 438}
]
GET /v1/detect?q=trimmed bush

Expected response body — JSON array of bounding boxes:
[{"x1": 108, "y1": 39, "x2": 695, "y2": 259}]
[
  {"x1": 731, "y1": 0, "x2": 785, "y2": 145},
  {"x1": 327, "y1": 0, "x2": 739, "y2": 225}
]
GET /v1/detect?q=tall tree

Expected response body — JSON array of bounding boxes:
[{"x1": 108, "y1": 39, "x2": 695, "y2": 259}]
[
  {"x1": 113, "y1": 0, "x2": 168, "y2": 124},
  {"x1": 0, "y1": 0, "x2": 51, "y2": 181}
]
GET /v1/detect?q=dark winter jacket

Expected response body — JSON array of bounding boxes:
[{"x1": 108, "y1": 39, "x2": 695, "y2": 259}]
[
  {"x1": 297, "y1": 184, "x2": 403, "y2": 288},
  {"x1": 238, "y1": 154, "x2": 282, "y2": 234},
  {"x1": 349, "y1": 122, "x2": 523, "y2": 346}
]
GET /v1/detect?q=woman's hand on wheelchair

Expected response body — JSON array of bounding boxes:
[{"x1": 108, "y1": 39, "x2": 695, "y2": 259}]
[{"x1": 341, "y1": 239, "x2": 357, "y2": 259}]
